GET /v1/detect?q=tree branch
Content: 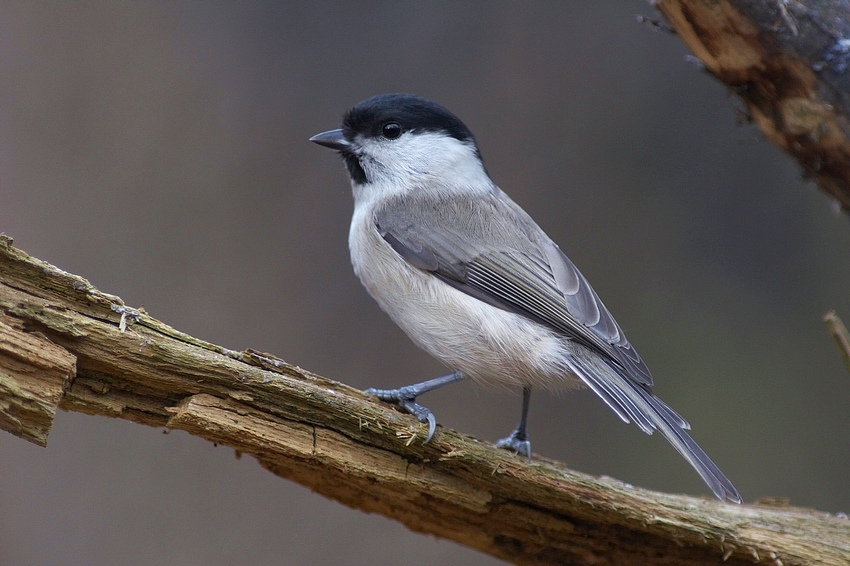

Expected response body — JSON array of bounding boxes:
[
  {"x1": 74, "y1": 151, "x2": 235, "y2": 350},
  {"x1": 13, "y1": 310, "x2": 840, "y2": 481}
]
[
  {"x1": 1, "y1": 234, "x2": 848, "y2": 565},
  {"x1": 655, "y1": 0, "x2": 850, "y2": 211},
  {"x1": 823, "y1": 310, "x2": 850, "y2": 374}
]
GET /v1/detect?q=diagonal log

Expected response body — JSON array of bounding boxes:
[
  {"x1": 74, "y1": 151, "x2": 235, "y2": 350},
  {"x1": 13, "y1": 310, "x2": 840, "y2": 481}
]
[{"x1": 1, "y1": 234, "x2": 848, "y2": 565}]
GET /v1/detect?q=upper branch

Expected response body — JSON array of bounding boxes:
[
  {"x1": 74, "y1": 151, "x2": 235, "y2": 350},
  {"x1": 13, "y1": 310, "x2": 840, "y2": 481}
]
[{"x1": 656, "y1": 0, "x2": 850, "y2": 211}]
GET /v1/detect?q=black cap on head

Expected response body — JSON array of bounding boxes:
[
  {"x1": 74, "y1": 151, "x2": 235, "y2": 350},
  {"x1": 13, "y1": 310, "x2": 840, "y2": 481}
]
[{"x1": 342, "y1": 93, "x2": 477, "y2": 146}]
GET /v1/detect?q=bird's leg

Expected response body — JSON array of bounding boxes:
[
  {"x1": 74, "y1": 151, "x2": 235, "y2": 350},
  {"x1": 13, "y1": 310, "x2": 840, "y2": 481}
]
[
  {"x1": 364, "y1": 371, "x2": 464, "y2": 443},
  {"x1": 495, "y1": 386, "x2": 532, "y2": 460}
]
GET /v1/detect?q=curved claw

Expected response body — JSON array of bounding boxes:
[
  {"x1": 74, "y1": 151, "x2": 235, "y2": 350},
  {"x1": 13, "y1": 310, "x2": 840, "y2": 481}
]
[
  {"x1": 424, "y1": 412, "x2": 436, "y2": 443},
  {"x1": 397, "y1": 399, "x2": 437, "y2": 442},
  {"x1": 364, "y1": 387, "x2": 438, "y2": 442}
]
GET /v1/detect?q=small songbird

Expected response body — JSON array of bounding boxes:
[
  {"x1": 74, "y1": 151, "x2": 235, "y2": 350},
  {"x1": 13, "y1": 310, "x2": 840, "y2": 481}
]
[{"x1": 310, "y1": 93, "x2": 741, "y2": 503}]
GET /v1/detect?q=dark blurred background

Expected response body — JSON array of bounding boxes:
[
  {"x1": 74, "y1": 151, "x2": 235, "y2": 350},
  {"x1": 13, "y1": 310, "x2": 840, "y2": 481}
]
[{"x1": 2, "y1": 3, "x2": 849, "y2": 565}]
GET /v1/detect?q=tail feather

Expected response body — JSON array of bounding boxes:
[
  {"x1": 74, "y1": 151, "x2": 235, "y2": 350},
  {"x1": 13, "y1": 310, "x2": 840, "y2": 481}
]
[
  {"x1": 568, "y1": 353, "x2": 741, "y2": 503},
  {"x1": 641, "y1": 390, "x2": 741, "y2": 503}
]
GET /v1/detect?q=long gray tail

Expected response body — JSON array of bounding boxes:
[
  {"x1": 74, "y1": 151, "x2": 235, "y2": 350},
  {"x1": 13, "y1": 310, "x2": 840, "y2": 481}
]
[{"x1": 568, "y1": 353, "x2": 741, "y2": 503}]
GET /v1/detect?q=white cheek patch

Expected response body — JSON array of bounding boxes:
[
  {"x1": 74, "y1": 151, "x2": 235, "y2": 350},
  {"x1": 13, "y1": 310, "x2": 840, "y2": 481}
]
[{"x1": 358, "y1": 131, "x2": 481, "y2": 184}]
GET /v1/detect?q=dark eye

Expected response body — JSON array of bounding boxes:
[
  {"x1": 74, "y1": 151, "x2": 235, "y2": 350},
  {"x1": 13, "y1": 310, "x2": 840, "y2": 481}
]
[{"x1": 382, "y1": 122, "x2": 402, "y2": 139}]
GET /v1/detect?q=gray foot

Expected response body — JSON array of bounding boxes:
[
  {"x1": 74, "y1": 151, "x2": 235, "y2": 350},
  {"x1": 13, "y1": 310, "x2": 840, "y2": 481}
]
[
  {"x1": 364, "y1": 386, "x2": 437, "y2": 442},
  {"x1": 495, "y1": 429, "x2": 531, "y2": 461}
]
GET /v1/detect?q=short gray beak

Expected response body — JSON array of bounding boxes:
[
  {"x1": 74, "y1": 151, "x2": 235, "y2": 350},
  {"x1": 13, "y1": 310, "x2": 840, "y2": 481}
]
[{"x1": 309, "y1": 128, "x2": 349, "y2": 150}]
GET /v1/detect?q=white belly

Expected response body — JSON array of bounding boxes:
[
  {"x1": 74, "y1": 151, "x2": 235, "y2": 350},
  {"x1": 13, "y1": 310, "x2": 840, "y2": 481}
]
[{"x1": 349, "y1": 208, "x2": 582, "y2": 391}]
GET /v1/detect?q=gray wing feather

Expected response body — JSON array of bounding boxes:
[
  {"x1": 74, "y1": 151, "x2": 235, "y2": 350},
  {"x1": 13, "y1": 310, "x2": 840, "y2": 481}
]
[
  {"x1": 541, "y1": 239, "x2": 653, "y2": 387},
  {"x1": 375, "y1": 190, "x2": 653, "y2": 388}
]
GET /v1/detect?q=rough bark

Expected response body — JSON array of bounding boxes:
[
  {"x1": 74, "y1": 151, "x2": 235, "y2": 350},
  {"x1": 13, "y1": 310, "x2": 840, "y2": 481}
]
[
  {"x1": 655, "y1": 0, "x2": 850, "y2": 211},
  {"x1": 1, "y1": 234, "x2": 849, "y2": 565}
]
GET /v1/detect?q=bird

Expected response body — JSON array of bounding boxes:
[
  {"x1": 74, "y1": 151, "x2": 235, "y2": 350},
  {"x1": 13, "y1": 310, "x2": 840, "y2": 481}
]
[{"x1": 309, "y1": 93, "x2": 741, "y2": 503}]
